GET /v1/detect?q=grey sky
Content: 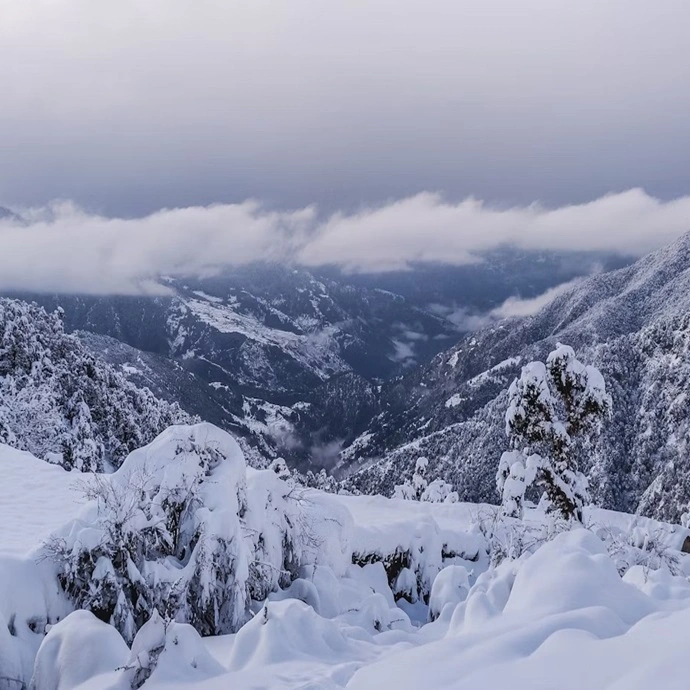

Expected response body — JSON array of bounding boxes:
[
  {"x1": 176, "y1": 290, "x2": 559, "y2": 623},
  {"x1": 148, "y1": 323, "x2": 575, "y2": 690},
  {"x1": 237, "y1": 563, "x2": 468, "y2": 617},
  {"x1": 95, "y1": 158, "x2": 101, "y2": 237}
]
[{"x1": 2, "y1": 0, "x2": 690, "y2": 216}]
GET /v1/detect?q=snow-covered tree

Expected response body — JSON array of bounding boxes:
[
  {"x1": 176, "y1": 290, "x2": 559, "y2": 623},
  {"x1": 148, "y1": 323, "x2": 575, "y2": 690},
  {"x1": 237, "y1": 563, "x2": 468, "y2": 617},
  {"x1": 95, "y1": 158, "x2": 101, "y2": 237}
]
[
  {"x1": 497, "y1": 344, "x2": 611, "y2": 521},
  {"x1": 421, "y1": 479, "x2": 459, "y2": 504},
  {"x1": 270, "y1": 457, "x2": 292, "y2": 483},
  {"x1": 302, "y1": 467, "x2": 339, "y2": 493},
  {"x1": 394, "y1": 457, "x2": 428, "y2": 500},
  {"x1": 0, "y1": 298, "x2": 192, "y2": 471},
  {"x1": 394, "y1": 457, "x2": 458, "y2": 503},
  {"x1": 46, "y1": 425, "x2": 251, "y2": 642},
  {"x1": 45, "y1": 424, "x2": 350, "y2": 643}
]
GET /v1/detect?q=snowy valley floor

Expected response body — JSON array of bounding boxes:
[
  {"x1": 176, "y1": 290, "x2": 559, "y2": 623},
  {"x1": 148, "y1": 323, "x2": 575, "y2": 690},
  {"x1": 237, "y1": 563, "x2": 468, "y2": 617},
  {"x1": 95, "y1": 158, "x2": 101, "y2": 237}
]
[{"x1": 2, "y1": 437, "x2": 690, "y2": 689}]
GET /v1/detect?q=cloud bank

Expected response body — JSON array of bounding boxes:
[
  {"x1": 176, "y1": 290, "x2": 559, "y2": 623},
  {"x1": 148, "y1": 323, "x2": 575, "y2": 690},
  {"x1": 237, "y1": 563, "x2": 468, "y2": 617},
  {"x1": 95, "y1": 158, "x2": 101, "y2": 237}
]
[{"x1": 1, "y1": 188, "x2": 689, "y2": 294}]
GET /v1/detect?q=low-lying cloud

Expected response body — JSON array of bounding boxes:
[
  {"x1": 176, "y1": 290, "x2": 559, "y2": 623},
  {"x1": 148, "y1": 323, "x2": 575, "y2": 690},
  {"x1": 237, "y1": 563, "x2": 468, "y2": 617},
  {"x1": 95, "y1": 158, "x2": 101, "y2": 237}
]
[
  {"x1": 1, "y1": 188, "x2": 689, "y2": 294},
  {"x1": 490, "y1": 278, "x2": 585, "y2": 319}
]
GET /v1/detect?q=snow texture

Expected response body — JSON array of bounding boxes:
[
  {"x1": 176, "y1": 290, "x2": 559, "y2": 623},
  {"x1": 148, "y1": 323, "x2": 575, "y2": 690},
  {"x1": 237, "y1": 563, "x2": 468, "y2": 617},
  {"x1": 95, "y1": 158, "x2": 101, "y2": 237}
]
[{"x1": 2, "y1": 424, "x2": 690, "y2": 689}]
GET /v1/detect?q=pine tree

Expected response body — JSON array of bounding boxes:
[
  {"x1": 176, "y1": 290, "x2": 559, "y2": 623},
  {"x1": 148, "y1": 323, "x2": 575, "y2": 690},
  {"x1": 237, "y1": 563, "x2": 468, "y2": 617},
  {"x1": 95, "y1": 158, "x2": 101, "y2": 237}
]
[
  {"x1": 394, "y1": 457, "x2": 428, "y2": 500},
  {"x1": 0, "y1": 298, "x2": 192, "y2": 470},
  {"x1": 497, "y1": 344, "x2": 611, "y2": 521},
  {"x1": 393, "y1": 456, "x2": 458, "y2": 503}
]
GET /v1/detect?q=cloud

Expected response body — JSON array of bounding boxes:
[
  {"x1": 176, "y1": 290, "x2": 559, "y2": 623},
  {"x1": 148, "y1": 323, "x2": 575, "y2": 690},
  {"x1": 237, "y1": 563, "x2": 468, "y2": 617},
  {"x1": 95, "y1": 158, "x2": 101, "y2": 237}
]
[
  {"x1": 1, "y1": 188, "x2": 690, "y2": 294},
  {"x1": 1, "y1": 2, "x2": 690, "y2": 213},
  {"x1": 298, "y1": 189, "x2": 690, "y2": 269},
  {"x1": 490, "y1": 278, "x2": 584, "y2": 319},
  {"x1": 427, "y1": 304, "x2": 494, "y2": 332},
  {"x1": 0, "y1": 200, "x2": 313, "y2": 294}
]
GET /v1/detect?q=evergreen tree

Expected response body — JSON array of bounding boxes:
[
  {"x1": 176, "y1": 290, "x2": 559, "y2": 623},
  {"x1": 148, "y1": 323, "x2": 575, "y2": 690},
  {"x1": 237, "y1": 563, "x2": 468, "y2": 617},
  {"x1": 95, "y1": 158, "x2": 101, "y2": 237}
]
[
  {"x1": 394, "y1": 457, "x2": 428, "y2": 500},
  {"x1": 393, "y1": 456, "x2": 458, "y2": 503},
  {"x1": 497, "y1": 344, "x2": 611, "y2": 521},
  {"x1": 0, "y1": 298, "x2": 192, "y2": 471}
]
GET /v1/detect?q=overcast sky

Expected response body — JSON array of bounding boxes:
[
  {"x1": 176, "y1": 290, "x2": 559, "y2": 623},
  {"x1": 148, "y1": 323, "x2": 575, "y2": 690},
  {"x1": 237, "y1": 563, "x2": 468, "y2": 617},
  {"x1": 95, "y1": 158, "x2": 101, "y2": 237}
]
[{"x1": 2, "y1": 1, "x2": 690, "y2": 292}]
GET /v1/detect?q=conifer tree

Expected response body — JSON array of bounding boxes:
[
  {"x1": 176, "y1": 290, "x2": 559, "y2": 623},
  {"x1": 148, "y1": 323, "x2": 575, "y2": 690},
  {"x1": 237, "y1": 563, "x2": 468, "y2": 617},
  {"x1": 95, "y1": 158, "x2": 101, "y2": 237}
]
[{"x1": 497, "y1": 344, "x2": 611, "y2": 521}]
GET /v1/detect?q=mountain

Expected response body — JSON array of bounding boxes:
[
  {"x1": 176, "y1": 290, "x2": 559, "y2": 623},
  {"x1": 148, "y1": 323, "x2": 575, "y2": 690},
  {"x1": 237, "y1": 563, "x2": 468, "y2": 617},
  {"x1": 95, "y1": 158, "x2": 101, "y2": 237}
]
[
  {"x1": 10, "y1": 252, "x2": 626, "y2": 469},
  {"x1": 343, "y1": 232, "x2": 690, "y2": 523},
  {"x1": 15, "y1": 266, "x2": 451, "y2": 469},
  {"x1": 0, "y1": 298, "x2": 192, "y2": 471}
]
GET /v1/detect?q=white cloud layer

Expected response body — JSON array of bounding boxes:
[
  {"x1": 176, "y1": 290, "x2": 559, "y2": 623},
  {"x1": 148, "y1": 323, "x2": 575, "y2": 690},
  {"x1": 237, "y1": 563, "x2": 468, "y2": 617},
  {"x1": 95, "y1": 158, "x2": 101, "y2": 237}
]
[
  {"x1": 490, "y1": 278, "x2": 584, "y2": 319},
  {"x1": 1, "y1": 188, "x2": 689, "y2": 294}
]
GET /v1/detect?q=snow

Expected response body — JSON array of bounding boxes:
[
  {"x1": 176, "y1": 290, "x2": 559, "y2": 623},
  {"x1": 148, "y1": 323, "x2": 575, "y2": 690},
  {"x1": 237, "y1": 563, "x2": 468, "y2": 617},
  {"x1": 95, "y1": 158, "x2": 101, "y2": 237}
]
[
  {"x1": 183, "y1": 297, "x2": 348, "y2": 380},
  {"x1": 0, "y1": 444, "x2": 92, "y2": 555},
  {"x1": 465, "y1": 356, "x2": 521, "y2": 388},
  {"x1": 241, "y1": 397, "x2": 297, "y2": 445},
  {"x1": 428, "y1": 564, "x2": 470, "y2": 621},
  {"x1": 120, "y1": 363, "x2": 142, "y2": 376},
  {"x1": 444, "y1": 393, "x2": 465, "y2": 408},
  {"x1": 208, "y1": 381, "x2": 230, "y2": 391},
  {"x1": 344, "y1": 531, "x2": 690, "y2": 690},
  {"x1": 30, "y1": 610, "x2": 129, "y2": 690},
  {"x1": 446, "y1": 357, "x2": 522, "y2": 407},
  {"x1": 4, "y1": 428, "x2": 690, "y2": 689}
]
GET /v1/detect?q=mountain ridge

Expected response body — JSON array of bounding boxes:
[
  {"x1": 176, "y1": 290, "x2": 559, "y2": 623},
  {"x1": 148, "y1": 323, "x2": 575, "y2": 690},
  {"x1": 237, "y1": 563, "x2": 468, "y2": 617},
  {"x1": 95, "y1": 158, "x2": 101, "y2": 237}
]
[{"x1": 342, "y1": 231, "x2": 690, "y2": 522}]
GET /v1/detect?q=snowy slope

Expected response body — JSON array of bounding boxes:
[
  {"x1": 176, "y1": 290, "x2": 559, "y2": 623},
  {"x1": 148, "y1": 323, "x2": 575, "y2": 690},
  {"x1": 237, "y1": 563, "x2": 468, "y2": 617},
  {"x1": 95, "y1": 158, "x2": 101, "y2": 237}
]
[
  {"x1": 345, "y1": 231, "x2": 690, "y2": 522},
  {"x1": 2, "y1": 433, "x2": 690, "y2": 689},
  {"x1": 0, "y1": 445, "x2": 92, "y2": 555}
]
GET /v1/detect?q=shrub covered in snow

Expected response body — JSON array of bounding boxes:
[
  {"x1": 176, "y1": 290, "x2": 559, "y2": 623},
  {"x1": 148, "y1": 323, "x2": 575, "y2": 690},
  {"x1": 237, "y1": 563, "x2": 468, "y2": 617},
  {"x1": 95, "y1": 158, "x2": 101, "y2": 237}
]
[
  {"x1": 497, "y1": 344, "x2": 611, "y2": 521},
  {"x1": 44, "y1": 423, "x2": 352, "y2": 643},
  {"x1": 0, "y1": 298, "x2": 192, "y2": 471}
]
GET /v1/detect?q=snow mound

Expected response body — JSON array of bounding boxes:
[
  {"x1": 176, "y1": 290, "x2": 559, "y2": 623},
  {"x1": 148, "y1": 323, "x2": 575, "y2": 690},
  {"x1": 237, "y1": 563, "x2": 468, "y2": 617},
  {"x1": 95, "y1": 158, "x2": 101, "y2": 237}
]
[
  {"x1": 124, "y1": 611, "x2": 225, "y2": 688},
  {"x1": 504, "y1": 529, "x2": 654, "y2": 624},
  {"x1": 429, "y1": 565, "x2": 471, "y2": 621},
  {"x1": 30, "y1": 610, "x2": 128, "y2": 690},
  {"x1": 228, "y1": 599, "x2": 353, "y2": 670},
  {"x1": 0, "y1": 555, "x2": 72, "y2": 683}
]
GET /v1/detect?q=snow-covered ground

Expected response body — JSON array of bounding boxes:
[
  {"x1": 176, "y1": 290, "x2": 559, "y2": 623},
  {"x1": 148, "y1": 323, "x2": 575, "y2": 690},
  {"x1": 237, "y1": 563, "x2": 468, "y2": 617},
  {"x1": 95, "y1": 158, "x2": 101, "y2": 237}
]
[
  {"x1": 2, "y1": 434, "x2": 690, "y2": 689},
  {"x1": 0, "y1": 446, "x2": 93, "y2": 556}
]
